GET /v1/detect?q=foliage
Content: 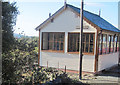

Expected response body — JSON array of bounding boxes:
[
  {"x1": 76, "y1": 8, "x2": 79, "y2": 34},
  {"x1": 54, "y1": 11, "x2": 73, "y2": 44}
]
[
  {"x1": 2, "y1": 1, "x2": 19, "y2": 84},
  {"x1": 2, "y1": 37, "x2": 39, "y2": 84},
  {"x1": 21, "y1": 65, "x2": 80, "y2": 84},
  {"x1": 2, "y1": 2, "x2": 19, "y2": 53}
]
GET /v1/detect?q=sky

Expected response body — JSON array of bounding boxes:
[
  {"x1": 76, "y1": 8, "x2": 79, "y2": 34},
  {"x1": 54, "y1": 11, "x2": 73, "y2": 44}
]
[{"x1": 8, "y1": 0, "x2": 120, "y2": 36}]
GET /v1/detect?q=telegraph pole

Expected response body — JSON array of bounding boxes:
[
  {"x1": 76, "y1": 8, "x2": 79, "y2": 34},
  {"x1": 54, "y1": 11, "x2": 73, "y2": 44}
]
[{"x1": 79, "y1": 0, "x2": 84, "y2": 80}]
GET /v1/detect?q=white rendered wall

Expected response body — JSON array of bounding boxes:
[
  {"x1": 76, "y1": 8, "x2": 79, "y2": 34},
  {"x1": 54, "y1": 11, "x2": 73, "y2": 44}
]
[
  {"x1": 98, "y1": 52, "x2": 119, "y2": 71},
  {"x1": 39, "y1": 8, "x2": 97, "y2": 72},
  {"x1": 41, "y1": 8, "x2": 96, "y2": 33},
  {"x1": 41, "y1": 52, "x2": 95, "y2": 72}
]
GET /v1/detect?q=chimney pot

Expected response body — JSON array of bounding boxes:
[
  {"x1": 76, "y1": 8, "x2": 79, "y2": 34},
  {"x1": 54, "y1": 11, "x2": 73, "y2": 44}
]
[{"x1": 49, "y1": 13, "x2": 51, "y2": 17}]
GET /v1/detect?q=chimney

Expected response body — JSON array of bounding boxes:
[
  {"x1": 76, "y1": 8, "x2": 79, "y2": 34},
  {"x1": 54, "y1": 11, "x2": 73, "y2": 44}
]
[
  {"x1": 49, "y1": 13, "x2": 51, "y2": 17},
  {"x1": 99, "y1": 9, "x2": 101, "y2": 16},
  {"x1": 64, "y1": 0, "x2": 67, "y2": 9}
]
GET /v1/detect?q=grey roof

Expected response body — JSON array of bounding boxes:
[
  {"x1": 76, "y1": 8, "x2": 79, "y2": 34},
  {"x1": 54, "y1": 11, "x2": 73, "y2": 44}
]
[
  {"x1": 36, "y1": 4, "x2": 120, "y2": 32},
  {"x1": 67, "y1": 4, "x2": 120, "y2": 32}
]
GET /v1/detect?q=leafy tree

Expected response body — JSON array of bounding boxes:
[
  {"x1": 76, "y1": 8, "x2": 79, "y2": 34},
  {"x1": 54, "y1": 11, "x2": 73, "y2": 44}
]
[
  {"x1": 2, "y1": 1, "x2": 19, "y2": 84},
  {"x1": 2, "y1": 2, "x2": 18, "y2": 53}
]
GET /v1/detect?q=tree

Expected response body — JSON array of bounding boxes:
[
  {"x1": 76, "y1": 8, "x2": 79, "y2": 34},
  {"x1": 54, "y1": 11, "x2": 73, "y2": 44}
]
[
  {"x1": 2, "y1": 1, "x2": 19, "y2": 84},
  {"x1": 2, "y1": 2, "x2": 18, "y2": 53}
]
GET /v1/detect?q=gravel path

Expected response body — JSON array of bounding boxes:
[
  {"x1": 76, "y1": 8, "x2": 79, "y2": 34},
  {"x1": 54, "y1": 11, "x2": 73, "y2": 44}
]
[{"x1": 67, "y1": 65, "x2": 120, "y2": 84}]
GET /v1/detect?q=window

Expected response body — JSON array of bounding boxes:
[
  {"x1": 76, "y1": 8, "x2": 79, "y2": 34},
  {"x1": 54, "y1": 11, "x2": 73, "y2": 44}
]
[
  {"x1": 83, "y1": 34, "x2": 94, "y2": 53},
  {"x1": 114, "y1": 36, "x2": 118, "y2": 52},
  {"x1": 68, "y1": 33, "x2": 79, "y2": 52},
  {"x1": 110, "y1": 36, "x2": 114, "y2": 52},
  {"x1": 114, "y1": 36, "x2": 119, "y2": 52},
  {"x1": 117, "y1": 36, "x2": 119, "y2": 51},
  {"x1": 42, "y1": 32, "x2": 65, "y2": 51},
  {"x1": 68, "y1": 33, "x2": 94, "y2": 54},
  {"x1": 99, "y1": 34, "x2": 119, "y2": 55},
  {"x1": 108, "y1": 35, "x2": 111, "y2": 53},
  {"x1": 102, "y1": 34, "x2": 107, "y2": 54},
  {"x1": 99, "y1": 34, "x2": 102, "y2": 55}
]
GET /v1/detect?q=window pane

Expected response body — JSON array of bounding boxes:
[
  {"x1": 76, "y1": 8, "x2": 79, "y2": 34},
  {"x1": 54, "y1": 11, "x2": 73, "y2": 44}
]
[
  {"x1": 83, "y1": 34, "x2": 85, "y2": 42},
  {"x1": 117, "y1": 36, "x2": 119, "y2": 51},
  {"x1": 60, "y1": 33, "x2": 64, "y2": 42},
  {"x1": 60, "y1": 42, "x2": 63, "y2": 50},
  {"x1": 54, "y1": 42, "x2": 57, "y2": 50},
  {"x1": 85, "y1": 43, "x2": 89, "y2": 52},
  {"x1": 42, "y1": 33, "x2": 49, "y2": 50},
  {"x1": 110, "y1": 36, "x2": 113, "y2": 52},
  {"x1": 57, "y1": 42, "x2": 59, "y2": 50},
  {"x1": 114, "y1": 36, "x2": 117, "y2": 52},
  {"x1": 68, "y1": 33, "x2": 80, "y2": 52},
  {"x1": 102, "y1": 34, "x2": 107, "y2": 54},
  {"x1": 90, "y1": 44, "x2": 93, "y2": 52},
  {"x1": 86, "y1": 34, "x2": 89, "y2": 42},
  {"x1": 90, "y1": 34, "x2": 93, "y2": 43},
  {"x1": 108, "y1": 35, "x2": 111, "y2": 53},
  {"x1": 49, "y1": 33, "x2": 53, "y2": 42},
  {"x1": 99, "y1": 35, "x2": 102, "y2": 54},
  {"x1": 54, "y1": 33, "x2": 59, "y2": 41},
  {"x1": 49, "y1": 42, "x2": 53, "y2": 50}
]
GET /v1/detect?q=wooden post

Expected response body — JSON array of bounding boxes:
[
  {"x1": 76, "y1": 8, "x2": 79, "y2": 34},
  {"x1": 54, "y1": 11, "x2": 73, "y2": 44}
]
[
  {"x1": 65, "y1": 65, "x2": 66, "y2": 73},
  {"x1": 79, "y1": 0, "x2": 84, "y2": 80},
  {"x1": 113, "y1": 34, "x2": 116, "y2": 52},
  {"x1": 100, "y1": 33, "x2": 103, "y2": 54},
  {"x1": 38, "y1": 30, "x2": 41, "y2": 65},
  {"x1": 94, "y1": 30, "x2": 100, "y2": 72},
  {"x1": 47, "y1": 61, "x2": 48, "y2": 68},
  {"x1": 109, "y1": 35, "x2": 112, "y2": 53},
  {"x1": 58, "y1": 62, "x2": 59, "y2": 70},
  {"x1": 106, "y1": 34, "x2": 108, "y2": 54}
]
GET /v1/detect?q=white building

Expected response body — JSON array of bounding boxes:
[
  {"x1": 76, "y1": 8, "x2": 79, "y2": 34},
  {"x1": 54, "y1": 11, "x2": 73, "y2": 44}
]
[{"x1": 35, "y1": 4, "x2": 120, "y2": 73}]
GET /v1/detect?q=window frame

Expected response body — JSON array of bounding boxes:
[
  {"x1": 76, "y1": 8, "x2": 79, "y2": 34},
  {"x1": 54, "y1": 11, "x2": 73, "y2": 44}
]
[
  {"x1": 117, "y1": 36, "x2": 119, "y2": 52},
  {"x1": 67, "y1": 32, "x2": 95, "y2": 55},
  {"x1": 41, "y1": 32, "x2": 65, "y2": 52},
  {"x1": 102, "y1": 34, "x2": 107, "y2": 54},
  {"x1": 108, "y1": 35, "x2": 112, "y2": 53},
  {"x1": 114, "y1": 36, "x2": 118, "y2": 52},
  {"x1": 99, "y1": 34, "x2": 120, "y2": 55}
]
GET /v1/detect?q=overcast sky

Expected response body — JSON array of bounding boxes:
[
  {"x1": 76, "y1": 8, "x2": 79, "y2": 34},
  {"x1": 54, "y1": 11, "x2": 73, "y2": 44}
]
[{"x1": 8, "y1": 0, "x2": 119, "y2": 36}]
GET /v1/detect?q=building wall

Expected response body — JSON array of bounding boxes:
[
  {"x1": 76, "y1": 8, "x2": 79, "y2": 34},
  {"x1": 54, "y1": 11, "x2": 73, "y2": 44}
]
[
  {"x1": 98, "y1": 52, "x2": 119, "y2": 71},
  {"x1": 39, "y1": 8, "x2": 97, "y2": 72},
  {"x1": 41, "y1": 52, "x2": 95, "y2": 72},
  {"x1": 41, "y1": 8, "x2": 96, "y2": 33}
]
